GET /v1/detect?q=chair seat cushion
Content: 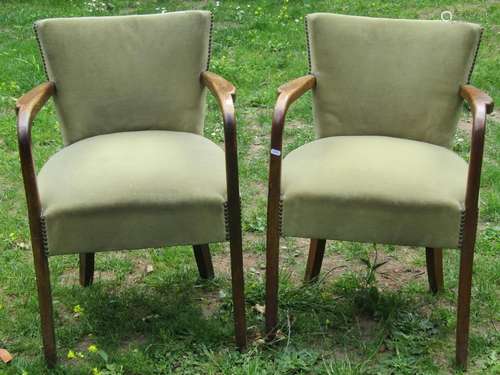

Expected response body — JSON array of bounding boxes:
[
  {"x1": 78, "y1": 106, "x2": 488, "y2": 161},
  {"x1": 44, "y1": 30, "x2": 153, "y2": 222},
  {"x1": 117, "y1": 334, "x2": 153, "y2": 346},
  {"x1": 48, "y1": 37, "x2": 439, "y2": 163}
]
[
  {"x1": 281, "y1": 136, "x2": 468, "y2": 248},
  {"x1": 38, "y1": 130, "x2": 228, "y2": 255}
]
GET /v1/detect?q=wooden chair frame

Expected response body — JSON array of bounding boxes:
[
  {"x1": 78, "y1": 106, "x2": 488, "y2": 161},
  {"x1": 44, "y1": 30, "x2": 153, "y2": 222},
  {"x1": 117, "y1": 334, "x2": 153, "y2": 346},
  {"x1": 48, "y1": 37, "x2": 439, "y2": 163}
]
[
  {"x1": 16, "y1": 71, "x2": 247, "y2": 368},
  {"x1": 264, "y1": 74, "x2": 493, "y2": 369}
]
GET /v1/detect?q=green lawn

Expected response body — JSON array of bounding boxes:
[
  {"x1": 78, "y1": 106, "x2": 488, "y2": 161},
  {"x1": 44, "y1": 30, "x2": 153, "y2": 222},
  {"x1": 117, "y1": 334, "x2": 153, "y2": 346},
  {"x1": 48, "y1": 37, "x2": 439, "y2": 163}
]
[{"x1": 0, "y1": 0, "x2": 499, "y2": 374}]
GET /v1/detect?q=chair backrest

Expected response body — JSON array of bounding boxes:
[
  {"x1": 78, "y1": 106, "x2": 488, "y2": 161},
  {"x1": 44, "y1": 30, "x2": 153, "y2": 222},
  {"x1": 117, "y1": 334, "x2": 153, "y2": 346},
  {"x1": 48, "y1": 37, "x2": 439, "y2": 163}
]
[
  {"x1": 35, "y1": 11, "x2": 212, "y2": 145},
  {"x1": 306, "y1": 13, "x2": 482, "y2": 147}
]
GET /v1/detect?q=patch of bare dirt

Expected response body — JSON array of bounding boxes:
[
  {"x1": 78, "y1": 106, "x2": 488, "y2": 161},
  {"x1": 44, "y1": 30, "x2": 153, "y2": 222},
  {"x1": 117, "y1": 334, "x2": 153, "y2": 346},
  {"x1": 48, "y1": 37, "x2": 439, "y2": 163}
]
[
  {"x1": 377, "y1": 258, "x2": 426, "y2": 290},
  {"x1": 127, "y1": 258, "x2": 154, "y2": 284},
  {"x1": 457, "y1": 117, "x2": 472, "y2": 135},
  {"x1": 59, "y1": 268, "x2": 115, "y2": 286},
  {"x1": 199, "y1": 290, "x2": 222, "y2": 319},
  {"x1": 213, "y1": 251, "x2": 263, "y2": 276},
  {"x1": 355, "y1": 315, "x2": 380, "y2": 341},
  {"x1": 287, "y1": 119, "x2": 310, "y2": 130}
]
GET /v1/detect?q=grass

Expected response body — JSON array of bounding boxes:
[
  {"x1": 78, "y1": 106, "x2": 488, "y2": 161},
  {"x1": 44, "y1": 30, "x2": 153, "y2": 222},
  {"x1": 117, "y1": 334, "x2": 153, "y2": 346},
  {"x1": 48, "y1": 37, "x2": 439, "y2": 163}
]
[{"x1": 0, "y1": 0, "x2": 499, "y2": 374}]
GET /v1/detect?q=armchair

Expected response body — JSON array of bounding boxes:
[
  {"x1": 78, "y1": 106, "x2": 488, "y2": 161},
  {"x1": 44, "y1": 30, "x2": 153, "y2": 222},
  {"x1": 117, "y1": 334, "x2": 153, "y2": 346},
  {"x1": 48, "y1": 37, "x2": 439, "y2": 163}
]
[
  {"x1": 264, "y1": 13, "x2": 493, "y2": 369},
  {"x1": 17, "y1": 11, "x2": 246, "y2": 367}
]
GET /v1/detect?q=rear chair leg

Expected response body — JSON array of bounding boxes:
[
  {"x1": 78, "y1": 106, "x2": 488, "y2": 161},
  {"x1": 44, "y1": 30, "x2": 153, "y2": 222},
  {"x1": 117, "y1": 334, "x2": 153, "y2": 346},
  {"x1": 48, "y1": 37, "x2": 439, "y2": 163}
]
[
  {"x1": 425, "y1": 247, "x2": 444, "y2": 294},
  {"x1": 304, "y1": 239, "x2": 326, "y2": 283},
  {"x1": 79, "y1": 253, "x2": 95, "y2": 287},
  {"x1": 193, "y1": 244, "x2": 214, "y2": 279}
]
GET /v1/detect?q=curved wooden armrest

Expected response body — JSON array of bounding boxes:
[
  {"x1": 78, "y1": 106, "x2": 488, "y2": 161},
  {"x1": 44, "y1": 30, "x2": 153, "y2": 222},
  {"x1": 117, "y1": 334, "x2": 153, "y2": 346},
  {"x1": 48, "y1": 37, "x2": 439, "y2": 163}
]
[
  {"x1": 201, "y1": 71, "x2": 236, "y2": 115},
  {"x1": 271, "y1": 75, "x2": 316, "y2": 155},
  {"x1": 461, "y1": 85, "x2": 494, "y2": 116},
  {"x1": 16, "y1": 82, "x2": 55, "y2": 223},
  {"x1": 200, "y1": 71, "x2": 237, "y2": 148},
  {"x1": 200, "y1": 71, "x2": 241, "y2": 237},
  {"x1": 268, "y1": 74, "x2": 316, "y2": 187},
  {"x1": 17, "y1": 82, "x2": 56, "y2": 150},
  {"x1": 266, "y1": 75, "x2": 316, "y2": 248},
  {"x1": 460, "y1": 85, "x2": 494, "y2": 217},
  {"x1": 200, "y1": 69, "x2": 237, "y2": 161}
]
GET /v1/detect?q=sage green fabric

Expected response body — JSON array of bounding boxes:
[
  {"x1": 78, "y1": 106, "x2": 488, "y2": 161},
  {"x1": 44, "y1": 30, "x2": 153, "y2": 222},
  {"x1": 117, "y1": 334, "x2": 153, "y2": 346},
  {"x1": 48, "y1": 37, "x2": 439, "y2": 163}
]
[
  {"x1": 281, "y1": 136, "x2": 467, "y2": 248},
  {"x1": 306, "y1": 13, "x2": 481, "y2": 148},
  {"x1": 35, "y1": 11, "x2": 211, "y2": 145},
  {"x1": 38, "y1": 131, "x2": 227, "y2": 255}
]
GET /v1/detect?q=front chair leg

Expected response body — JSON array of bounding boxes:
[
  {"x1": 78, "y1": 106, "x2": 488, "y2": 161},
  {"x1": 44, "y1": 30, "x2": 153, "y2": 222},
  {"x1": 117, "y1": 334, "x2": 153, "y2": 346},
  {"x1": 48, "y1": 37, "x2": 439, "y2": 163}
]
[
  {"x1": 79, "y1": 253, "x2": 95, "y2": 287},
  {"x1": 227, "y1": 219, "x2": 247, "y2": 350},
  {"x1": 32, "y1": 239, "x2": 57, "y2": 367},
  {"x1": 456, "y1": 221, "x2": 478, "y2": 369},
  {"x1": 265, "y1": 216, "x2": 280, "y2": 338},
  {"x1": 304, "y1": 239, "x2": 326, "y2": 283},
  {"x1": 193, "y1": 244, "x2": 214, "y2": 279},
  {"x1": 425, "y1": 247, "x2": 444, "y2": 294}
]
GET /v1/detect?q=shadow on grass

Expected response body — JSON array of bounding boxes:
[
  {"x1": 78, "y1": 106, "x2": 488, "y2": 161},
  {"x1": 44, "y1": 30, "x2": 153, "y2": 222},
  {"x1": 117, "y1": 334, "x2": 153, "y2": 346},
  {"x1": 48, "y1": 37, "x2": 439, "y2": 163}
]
[{"x1": 55, "y1": 268, "x2": 235, "y2": 353}]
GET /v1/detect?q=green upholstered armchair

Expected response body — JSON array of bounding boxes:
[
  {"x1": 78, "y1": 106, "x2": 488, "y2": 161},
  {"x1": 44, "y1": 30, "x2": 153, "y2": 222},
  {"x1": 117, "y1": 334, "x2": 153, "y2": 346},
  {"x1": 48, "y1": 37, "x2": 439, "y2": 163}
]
[
  {"x1": 264, "y1": 13, "x2": 493, "y2": 368},
  {"x1": 17, "y1": 11, "x2": 246, "y2": 367}
]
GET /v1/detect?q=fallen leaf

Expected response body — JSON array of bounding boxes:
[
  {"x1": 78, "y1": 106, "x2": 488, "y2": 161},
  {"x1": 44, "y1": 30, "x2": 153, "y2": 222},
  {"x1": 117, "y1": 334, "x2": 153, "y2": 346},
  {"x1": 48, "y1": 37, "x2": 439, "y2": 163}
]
[
  {"x1": 145, "y1": 264, "x2": 154, "y2": 274},
  {"x1": 0, "y1": 348, "x2": 13, "y2": 363}
]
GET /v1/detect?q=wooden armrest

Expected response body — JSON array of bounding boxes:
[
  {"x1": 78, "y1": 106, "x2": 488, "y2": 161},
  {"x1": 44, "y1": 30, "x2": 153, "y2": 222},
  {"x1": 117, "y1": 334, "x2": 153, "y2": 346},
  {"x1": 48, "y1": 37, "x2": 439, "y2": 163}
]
[
  {"x1": 201, "y1": 71, "x2": 241, "y2": 240},
  {"x1": 16, "y1": 82, "x2": 55, "y2": 225},
  {"x1": 459, "y1": 85, "x2": 494, "y2": 217},
  {"x1": 271, "y1": 75, "x2": 316, "y2": 155},
  {"x1": 461, "y1": 85, "x2": 494, "y2": 115},
  {"x1": 266, "y1": 75, "x2": 316, "y2": 251},
  {"x1": 16, "y1": 82, "x2": 55, "y2": 147},
  {"x1": 201, "y1": 71, "x2": 236, "y2": 126}
]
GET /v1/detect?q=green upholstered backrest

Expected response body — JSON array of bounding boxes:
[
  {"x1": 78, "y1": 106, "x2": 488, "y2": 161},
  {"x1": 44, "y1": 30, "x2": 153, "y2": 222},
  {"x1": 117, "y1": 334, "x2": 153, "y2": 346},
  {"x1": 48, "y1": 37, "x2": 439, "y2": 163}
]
[
  {"x1": 306, "y1": 13, "x2": 482, "y2": 147},
  {"x1": 35, "y1": 11, "x2": 212, "y2": 145}
]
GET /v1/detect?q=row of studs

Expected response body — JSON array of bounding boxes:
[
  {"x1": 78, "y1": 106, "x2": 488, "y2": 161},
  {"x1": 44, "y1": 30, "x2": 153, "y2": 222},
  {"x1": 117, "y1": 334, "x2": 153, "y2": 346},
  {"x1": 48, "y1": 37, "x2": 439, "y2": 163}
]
[
  {"x1": 223, "y1": 201, "x2": 230, "y2": 241},
  {"x1": 207, "y1": 11, "x2": 214, "y2": 71},
  {"x1": 33, "y1": 22, "x2": 49, "y2": 80},
  {"x1": 278, "y1": 200, "x2": 284, "y2": 236},
  {"x1": 40, "y1": 216, "x2": 50, "y2": 256},
  {"x1": 458, "y1": 210, "x2": 467, "y2": 249},
  {"x1": 467, "y1": 28, "x2": 483, "y2": 84},
  {"x1": 304, "y1": 16, "x2": 312, "y2": 75}
]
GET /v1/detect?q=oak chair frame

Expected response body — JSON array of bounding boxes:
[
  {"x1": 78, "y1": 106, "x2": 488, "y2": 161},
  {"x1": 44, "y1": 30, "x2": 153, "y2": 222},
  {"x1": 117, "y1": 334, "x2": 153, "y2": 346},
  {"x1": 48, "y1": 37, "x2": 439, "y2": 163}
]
[
  {"x1": 17, "y1": 71, "x2": 247, "y2": 368},
  {"x1": 264, "y1": 74, "x2": 493, "y2": 369}
]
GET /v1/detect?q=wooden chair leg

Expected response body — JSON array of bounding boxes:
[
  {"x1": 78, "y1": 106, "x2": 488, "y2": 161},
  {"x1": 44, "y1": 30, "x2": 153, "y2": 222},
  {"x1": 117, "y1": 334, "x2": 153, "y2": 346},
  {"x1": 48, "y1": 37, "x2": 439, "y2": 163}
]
[
  {"x1": 304, "y1": 239, "x2": 326, "y2": 283},
  {"x1": 31, "y1": 238, "x2": 57, "y2": 367},
  {"x1": 79, "y1": 253, "x2": 95, "y2": 287},
  {"x1": 425, "y1": 247, "x2": 444, "y2": 294},
  {"x1": 226, "y1": 201, "x2": 247, "y2": 350},
  {"x1": 456, "y1": 217, "x2": 478, "y2": 369},
  {"x1": 193, "y1": 244, "x2": 214, "y2": 279},
  {"x1": 265, "y1": 212, "x2": 280, "y2": 338}
]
